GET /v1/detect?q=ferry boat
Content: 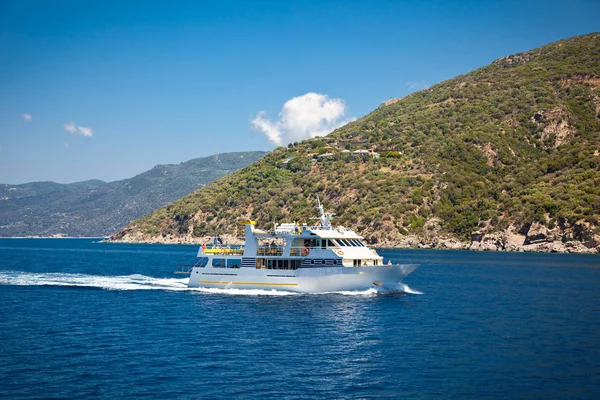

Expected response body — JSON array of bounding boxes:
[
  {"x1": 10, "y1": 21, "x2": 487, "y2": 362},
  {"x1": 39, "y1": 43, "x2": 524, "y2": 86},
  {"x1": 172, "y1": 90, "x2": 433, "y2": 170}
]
[{"x1": 182, "y1": 199, "x2": 418, "y2": 293}]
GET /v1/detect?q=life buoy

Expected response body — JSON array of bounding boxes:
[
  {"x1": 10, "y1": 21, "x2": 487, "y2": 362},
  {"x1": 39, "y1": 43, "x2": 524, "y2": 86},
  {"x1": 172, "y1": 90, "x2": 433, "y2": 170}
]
[
  {"x1": 302, "y1": 247, "x2": 310, "y2": 256},
  {"x1": 336, "y1": 250, "x2": 344, "y2": 256}
]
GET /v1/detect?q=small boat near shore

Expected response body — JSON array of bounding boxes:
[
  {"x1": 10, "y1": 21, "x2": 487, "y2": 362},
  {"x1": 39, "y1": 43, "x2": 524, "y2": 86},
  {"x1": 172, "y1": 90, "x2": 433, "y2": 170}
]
[{"x1": 180, "y1": 198, "x2": 418, "y2": 293}]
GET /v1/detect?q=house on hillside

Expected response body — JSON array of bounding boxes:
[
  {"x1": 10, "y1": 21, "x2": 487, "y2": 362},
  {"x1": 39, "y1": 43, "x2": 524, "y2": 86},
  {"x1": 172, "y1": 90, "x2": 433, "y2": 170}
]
[
  {"x1": 317, "y1": 153, "x2": 335, "y2": 160},
  {"x1": 280, "y1": 157, "x2": 293, "y2": 169},
  {"x1": 352, "y1": 149, "x2": 380, "y2": 159}
]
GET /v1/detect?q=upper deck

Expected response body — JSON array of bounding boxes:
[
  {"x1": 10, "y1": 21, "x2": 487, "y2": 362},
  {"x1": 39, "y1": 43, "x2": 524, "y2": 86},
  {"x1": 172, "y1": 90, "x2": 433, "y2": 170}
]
[{"x1": 197, "y1": 222, "x2": 374, "y2": 259}]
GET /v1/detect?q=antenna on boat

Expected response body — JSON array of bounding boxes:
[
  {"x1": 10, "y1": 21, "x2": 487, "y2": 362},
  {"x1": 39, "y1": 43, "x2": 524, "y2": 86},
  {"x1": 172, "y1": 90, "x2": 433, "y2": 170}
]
[{"x1": 315, "y1": 195, "x2": 334, "y2": 228}]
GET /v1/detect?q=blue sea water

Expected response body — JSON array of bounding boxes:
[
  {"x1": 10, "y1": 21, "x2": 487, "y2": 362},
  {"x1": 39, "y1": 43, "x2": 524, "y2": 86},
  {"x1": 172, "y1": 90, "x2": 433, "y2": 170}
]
[{"x1": 1, "y1": 239, "x2": 599, "y2": 399}]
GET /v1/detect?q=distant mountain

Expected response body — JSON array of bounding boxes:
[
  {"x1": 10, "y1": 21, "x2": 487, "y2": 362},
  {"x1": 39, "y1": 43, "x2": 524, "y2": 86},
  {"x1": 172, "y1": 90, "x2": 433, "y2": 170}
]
[
  {"x1": 113, "y1": 33, "x2": 600, "y2": 253},
  {"x1": 0, "y1": 151, "x2": 266, "y2": 237}
]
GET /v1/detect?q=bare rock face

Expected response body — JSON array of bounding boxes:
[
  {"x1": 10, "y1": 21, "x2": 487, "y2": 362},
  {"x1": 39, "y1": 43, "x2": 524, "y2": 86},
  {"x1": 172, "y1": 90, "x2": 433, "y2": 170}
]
[
  {"x1": 524, "y1": 222, "x2": 553, "y2": 245},
  {"x1": 470, "y1": 231, "x2": 506, "y2": 251},
  {"x1": 434, "y1": 237, "x2": 468, "y2": 250},
  {"x1": 396, "y1": 235, "x2": 422, "y2": 249},
  {"x1": 468, "y1": 220, "x2": 600, "y2": 253}
]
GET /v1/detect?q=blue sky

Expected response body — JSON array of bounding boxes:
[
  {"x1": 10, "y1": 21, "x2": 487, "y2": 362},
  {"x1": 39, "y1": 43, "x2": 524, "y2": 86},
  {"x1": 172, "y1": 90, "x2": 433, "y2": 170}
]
[{"x1": 1, "y1": 0, "x2": 599, "y2": 184}]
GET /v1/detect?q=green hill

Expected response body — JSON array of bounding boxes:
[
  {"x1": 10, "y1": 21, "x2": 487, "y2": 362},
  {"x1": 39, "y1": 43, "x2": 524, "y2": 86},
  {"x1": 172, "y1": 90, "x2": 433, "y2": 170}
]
[
  {"x1": 0, "y1": 151, "x2": 266, "y2": 237},
  {"x1": 113, "y1": 33, "x2": 600, "y2": 252}
]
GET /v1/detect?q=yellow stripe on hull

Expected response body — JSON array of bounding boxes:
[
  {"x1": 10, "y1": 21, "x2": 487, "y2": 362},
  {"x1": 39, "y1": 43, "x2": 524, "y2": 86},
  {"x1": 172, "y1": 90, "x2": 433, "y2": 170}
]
[{"x1": 197, "y1": 280, "x2": 298, "y2": 287}]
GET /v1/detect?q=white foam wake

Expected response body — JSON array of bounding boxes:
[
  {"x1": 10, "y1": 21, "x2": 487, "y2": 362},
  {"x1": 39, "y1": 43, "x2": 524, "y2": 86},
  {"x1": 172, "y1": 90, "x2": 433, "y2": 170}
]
[
  {"x1": 0, "y1": 271, "x2": 190, "y2": 291},
  {"x1": 398, "y1": 283, "x2": 423, "y2": 294}
]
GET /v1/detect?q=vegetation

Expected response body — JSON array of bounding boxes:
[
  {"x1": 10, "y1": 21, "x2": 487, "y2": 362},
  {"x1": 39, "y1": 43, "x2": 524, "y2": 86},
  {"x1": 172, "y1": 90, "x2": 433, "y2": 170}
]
[{"x1": 117, "y1": 33, "x2": 600, "y2": 244}]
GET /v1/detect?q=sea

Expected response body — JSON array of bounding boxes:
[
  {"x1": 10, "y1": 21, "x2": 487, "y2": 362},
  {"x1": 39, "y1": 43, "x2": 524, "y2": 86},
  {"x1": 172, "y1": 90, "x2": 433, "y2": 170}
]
[{"x1": 1, "y1": 238, "x2": 599, "y2": 399}]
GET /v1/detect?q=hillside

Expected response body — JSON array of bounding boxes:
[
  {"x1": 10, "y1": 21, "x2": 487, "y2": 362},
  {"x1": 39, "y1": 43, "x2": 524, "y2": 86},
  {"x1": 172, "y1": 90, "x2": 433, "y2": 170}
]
[
  {"x1": 113, "y1": 34, "x2": 600, "y2": 253},
  {"x1": 0, "y1": 151, "x2": 266, "y2": 237}
]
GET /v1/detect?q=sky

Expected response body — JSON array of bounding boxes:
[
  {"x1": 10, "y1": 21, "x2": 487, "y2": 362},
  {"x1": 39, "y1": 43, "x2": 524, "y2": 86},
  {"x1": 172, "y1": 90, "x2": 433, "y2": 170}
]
[{"x1": 1, "y1": 0, "x2": 599, "y2": 184}]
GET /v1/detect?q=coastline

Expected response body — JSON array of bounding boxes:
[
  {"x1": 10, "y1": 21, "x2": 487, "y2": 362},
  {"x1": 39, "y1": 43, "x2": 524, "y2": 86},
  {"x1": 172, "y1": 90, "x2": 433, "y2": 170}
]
[
  {"x1": 107, "y1": 232, "x2": 599, "y2": 254},
  {"x1": 1, "y1": 236, "x2": 108, "y2": 239}
]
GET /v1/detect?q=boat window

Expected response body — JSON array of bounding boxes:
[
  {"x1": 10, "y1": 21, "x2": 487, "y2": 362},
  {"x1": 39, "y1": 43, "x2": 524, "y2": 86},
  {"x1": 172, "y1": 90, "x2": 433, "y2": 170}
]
[
  {"x1": 321, "y1": 260, "x2": 326, "y2": 265},
  {"x1": 347, "y1": 240, "x2": 357, "y2": 247},
  {"x1": 337, "y1": 239, "x2": 346, "y2": 246},
  {"x1": 357, "y1": 241, "x2": 365, "y2": 247},
  {"x1": 310, "y1": 259, "x2": 315, "y2": 265},
  {"x1": 320, "y1": 240, "x2": 326, "y2": 249},
  {"x1": 227, "y1": 259, "x2": 242, "y2": 268},
  {"x1": 327, "y1": 239, "x2": 335, "y2": 248},
  {"x1": 212, "y1": 258, "x2": 225, "y2": 268},
  {"x1": 196, "y1": 257, "x2": 209, "y2": 268},
  {"x1": 333, "y1": 260, "x2": 338, "y2": 265},
  {"x1": 352, "y1": 240, "x2": 361, "y2": 247}
]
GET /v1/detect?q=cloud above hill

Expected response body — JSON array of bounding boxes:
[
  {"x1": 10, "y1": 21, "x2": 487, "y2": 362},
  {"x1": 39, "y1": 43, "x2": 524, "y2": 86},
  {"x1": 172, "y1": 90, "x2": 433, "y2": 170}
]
[
  {"x1": 63, "y1": 122, "x2": 94, "y2": 137},
  {"x1": 252, "y1": 92, "x2": 354, "y2": 146}
]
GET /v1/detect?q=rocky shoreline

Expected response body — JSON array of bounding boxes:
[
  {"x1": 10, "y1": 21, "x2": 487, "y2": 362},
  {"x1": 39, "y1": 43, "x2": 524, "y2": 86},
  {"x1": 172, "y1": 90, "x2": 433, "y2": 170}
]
[{"x1": 110, "y1": 220, "x2": 599, "y2": 254}]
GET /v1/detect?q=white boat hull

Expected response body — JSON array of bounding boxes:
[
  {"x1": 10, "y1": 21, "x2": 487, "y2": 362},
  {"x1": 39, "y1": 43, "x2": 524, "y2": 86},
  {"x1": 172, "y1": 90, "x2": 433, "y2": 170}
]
[{"x1": 188, "y1": 264, "x2": 418, "y2": 293}]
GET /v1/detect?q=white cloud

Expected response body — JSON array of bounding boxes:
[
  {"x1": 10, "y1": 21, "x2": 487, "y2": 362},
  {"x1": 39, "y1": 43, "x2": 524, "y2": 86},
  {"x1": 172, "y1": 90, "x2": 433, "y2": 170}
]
[
  {"x1": 22, "y1": 113, "x2": 32, "y2": 121},
  {"x1": 251, "y1": 92, "x2": 354, "y2": 146},
  {"x1": 76, "y1": 126, "x2": 94, "y2": 137},
  {"x1": 63, "y1": 121, "x2": 94, "y2": 137}
]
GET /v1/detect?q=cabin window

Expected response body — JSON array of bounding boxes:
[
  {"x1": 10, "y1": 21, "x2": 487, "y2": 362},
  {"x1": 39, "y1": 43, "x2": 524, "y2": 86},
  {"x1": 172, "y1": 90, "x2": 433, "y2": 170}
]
[
  {"x1": 196, "y1": 257, "x2": 209, "y2": 268},
  {"x1": 227, "y1": 259, "x2": 242, "y2": 268},
  {"x1": 212, "y1": 258, "x2": 225, "y2": 268},
  {"x1": 310, "y1": 260, "x2": 315, "y2": 265},
  {"x1": 320, "y1": 240, "x2": 326, "y2": 249},
  {"x1": 333, "y1": 260, "x2": 338, "y2": 265},
  {"x1": 321, "y1": 260, "x2": 326, "y2": 265},
  {"x1": 327, "y1": 239, "x2": 335, "y2": 248},
  {"x1": 256, "y1": 258, "x2": 265, "y2": 269}
]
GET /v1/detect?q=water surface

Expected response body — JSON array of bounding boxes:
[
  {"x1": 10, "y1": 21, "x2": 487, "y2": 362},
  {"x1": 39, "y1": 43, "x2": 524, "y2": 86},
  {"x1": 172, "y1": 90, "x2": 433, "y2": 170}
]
[{"x1": 1, "y1": 239, "x2": 599, "y2": 398}]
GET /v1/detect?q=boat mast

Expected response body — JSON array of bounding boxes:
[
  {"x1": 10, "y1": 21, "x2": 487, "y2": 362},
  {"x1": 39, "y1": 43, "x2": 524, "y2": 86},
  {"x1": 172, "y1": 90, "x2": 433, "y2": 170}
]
[{"x1": 315, "y1": 195, "x2": 334, "y2": 228}]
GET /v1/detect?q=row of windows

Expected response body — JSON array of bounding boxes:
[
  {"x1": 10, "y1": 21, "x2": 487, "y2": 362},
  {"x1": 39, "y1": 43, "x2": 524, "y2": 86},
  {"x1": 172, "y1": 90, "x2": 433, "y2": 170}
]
[
  {"x1": 195, "y1": 257, "x2": 242, "y2": 268},
  {"x1": 336, "y1": 239, "x2": 365, "y2": 247},
  {"x1": 306, "y1": 259, "x2": 340, "y2": 265},
  {"x1": 298, "y1": 238, "x2": 366, "y2": 249},
  {"x1": 256, "y1": 259, "x2": 300, "y2": 270}
]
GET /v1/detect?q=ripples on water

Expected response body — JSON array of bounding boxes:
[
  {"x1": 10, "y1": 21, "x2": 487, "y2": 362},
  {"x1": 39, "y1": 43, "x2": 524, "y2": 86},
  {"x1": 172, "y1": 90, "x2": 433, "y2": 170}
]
[{"x1": 1, "y1": 239, "x2": 599, "y2": 399}]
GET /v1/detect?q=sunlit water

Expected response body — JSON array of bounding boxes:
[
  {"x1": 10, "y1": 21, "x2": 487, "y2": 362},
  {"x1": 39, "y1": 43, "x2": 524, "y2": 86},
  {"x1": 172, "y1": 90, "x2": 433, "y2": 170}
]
[{"x1": 1, "y1": 239, "x2": 599, "y2": 398}]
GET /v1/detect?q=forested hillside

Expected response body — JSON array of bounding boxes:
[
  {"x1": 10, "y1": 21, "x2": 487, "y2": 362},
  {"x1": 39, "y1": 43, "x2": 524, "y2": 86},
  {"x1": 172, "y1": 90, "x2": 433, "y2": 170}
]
[
  {"x1": 0, "y1": 152, "x2": 266, "y2": 237},
  {"x1": 113, "y1": 34, "x2": 600, "y2": 252}
]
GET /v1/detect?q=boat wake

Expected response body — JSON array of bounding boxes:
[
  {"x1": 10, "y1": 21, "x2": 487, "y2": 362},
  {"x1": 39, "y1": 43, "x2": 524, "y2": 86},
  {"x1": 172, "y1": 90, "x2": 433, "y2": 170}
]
[
  {"x1": 0, "y1": 271, "x2": 190, "y2": 291},
  {"x1": 397, "y1": 283, "x2": 424, "y2": 295},
  {"x1": 0, "y1": 271, "x2": 421, "y2": 296}
]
